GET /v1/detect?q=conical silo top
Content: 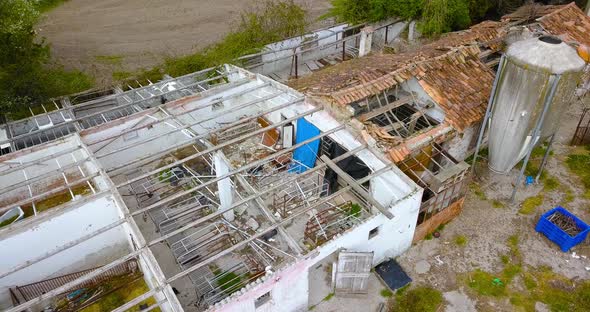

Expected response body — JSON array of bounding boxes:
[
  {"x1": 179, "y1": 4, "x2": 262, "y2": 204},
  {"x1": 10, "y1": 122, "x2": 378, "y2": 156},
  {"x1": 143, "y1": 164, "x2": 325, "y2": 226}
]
[{"x1": 506, "y1": 35, "x2": 586, "y2": 74}]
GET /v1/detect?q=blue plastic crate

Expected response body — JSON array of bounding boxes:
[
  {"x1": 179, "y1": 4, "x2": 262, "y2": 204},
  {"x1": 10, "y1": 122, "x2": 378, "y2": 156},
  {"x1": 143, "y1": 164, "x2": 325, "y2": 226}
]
[{"x1": 535, "y1": 206, "x2": 590, "y2": 252}]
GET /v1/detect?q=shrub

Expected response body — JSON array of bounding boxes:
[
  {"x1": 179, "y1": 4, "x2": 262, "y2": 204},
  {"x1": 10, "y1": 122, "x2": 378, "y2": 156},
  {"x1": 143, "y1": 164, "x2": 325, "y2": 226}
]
[{"x1": 164, "y1": 0, "x2": 307, "y2": 77}]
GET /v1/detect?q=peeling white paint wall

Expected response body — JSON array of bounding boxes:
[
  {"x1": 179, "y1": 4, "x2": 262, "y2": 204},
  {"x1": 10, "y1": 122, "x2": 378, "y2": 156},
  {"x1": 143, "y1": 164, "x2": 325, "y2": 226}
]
[
  {"x1": 208, "y1": 99, "x2": 422, "y2": 312},
  {"x1": 444, "y1": 124, "x2": 479, "y2": 161},
  {"x1": 0, "y1": 195, "x2": 131, "y2": 309}
]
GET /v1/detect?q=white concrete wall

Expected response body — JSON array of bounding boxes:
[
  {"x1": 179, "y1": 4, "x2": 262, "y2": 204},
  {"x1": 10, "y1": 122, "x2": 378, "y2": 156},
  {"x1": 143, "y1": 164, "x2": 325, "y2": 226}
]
[
  {"x1": 401, "y1": 78, "x2": 446, "y2": 123},
  {"x1": 208, "y1": 96, "x2": 422, "y2": 312},
  {"x1": 210, "y1": 188, "x2": 421, "y2": 312},
  {"x1": 0, "y1": 195, "x2": 131, "y2": 309},
  {"x1": 253, "y1": 24, "x2": 348, "y2": 76},
  {"x1": 372, "y1": 21, "x2": 408, "y2": 49},
  {"x1": 444, "y1": 123, "x2": 479, "y2": 161}
]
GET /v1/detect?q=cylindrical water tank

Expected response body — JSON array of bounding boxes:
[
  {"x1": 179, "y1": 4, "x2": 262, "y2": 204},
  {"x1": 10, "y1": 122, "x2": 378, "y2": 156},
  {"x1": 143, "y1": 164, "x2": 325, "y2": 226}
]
[{"x1": 487, "y1": 35, "x2": 586, "y2": 174}]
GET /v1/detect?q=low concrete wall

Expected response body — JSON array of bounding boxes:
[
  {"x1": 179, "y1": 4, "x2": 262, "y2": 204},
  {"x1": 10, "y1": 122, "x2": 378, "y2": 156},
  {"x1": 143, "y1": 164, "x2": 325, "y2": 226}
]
[{"x1": 412, "y1": 197, "x2": 465, "y2": 243}]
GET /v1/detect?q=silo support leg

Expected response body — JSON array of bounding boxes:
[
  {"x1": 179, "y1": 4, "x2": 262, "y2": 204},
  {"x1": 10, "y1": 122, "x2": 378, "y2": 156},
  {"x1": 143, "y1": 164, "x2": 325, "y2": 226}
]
[
  {"x1": 535, "y1": 134, "x2": 556, "y2": 183},
  {"x1": 511, "y1": 75, "x2": 561, "y2": 203}
]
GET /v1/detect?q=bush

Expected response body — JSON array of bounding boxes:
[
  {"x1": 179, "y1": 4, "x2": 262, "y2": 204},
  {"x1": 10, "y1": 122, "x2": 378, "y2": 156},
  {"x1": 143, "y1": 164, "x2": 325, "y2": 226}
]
[
  {"x1": 163, "y1": 0, "x2": 307, "y2": 77},
  {"x1": 325, "y1": 0, "x2": 475, "y2": 36},
  {"x1": 0, "y1": 0, "x2": 92, "y2": 116},
  {"x1": 391, "y1": 286, "x2": 443, "y2": 312}
]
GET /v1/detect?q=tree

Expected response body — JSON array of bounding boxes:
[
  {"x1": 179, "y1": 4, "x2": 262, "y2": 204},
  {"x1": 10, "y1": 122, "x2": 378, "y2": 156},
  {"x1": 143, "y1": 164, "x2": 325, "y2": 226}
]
[
  {"x1": 0, "y1": 0, "x2": 49, "y2": 108},
  {"x1": 0, "y1": 0, "x2": 93, "y2": 117}
]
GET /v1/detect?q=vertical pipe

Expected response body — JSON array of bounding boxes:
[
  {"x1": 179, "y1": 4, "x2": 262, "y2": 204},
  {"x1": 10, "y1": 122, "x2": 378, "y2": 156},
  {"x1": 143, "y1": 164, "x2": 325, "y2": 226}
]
[
  {"x1": 511, "y1": 75, "x2": 562, "y2": 202},
  {"x1": 535, "y1": 134, "x2": 555, "y2": 183},
  {"x1": 294, "y1": 54, "x2": 298, "y2": 78},
  {"x1": 385, "y1": 26, "x2": 389, "y2": 44},
  {"x1": 342, "y1": 41, "x2": 346, "y2": 61},
  {"x1": 471, "y1": 54, "x2": 506, "y2": 174},
  {"x1": 571, "y1": 108, "x2": 587, "y2": 145}
]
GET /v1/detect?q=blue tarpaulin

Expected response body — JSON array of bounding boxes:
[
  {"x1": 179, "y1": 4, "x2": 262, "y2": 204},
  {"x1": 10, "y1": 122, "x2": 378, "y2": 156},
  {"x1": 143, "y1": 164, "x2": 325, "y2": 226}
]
[{"x1": 290, "y1": 118, "x2": 320, "y2": 173}]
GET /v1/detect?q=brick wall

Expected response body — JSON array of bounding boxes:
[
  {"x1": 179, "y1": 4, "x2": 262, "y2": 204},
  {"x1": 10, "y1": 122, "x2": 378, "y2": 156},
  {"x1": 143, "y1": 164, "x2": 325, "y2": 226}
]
[{"x1": 412, "y1": 197, "x2": 465, "y2": 243}]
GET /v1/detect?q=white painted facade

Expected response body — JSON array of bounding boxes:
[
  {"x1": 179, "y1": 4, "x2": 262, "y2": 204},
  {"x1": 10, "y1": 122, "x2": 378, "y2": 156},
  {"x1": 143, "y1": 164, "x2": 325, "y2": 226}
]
[{"x1": 0, "y1": 195, "x2": 130, "y2": 309}]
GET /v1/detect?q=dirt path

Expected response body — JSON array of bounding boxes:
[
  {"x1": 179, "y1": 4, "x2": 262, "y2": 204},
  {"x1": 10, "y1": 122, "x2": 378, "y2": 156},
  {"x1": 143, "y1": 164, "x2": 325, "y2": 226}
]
[{"x1": 37, "y1": 0, "x2": 331, "y2": 84}]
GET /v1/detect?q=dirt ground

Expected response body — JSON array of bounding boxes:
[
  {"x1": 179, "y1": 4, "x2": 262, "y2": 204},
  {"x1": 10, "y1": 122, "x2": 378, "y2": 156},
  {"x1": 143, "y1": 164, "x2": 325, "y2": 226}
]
[
  {"x1": 37, "y1": 0, "x2": 331, "y2": 85},
  {"x1": 313, "y1": 97, "x2": 590, "y2": 311}
]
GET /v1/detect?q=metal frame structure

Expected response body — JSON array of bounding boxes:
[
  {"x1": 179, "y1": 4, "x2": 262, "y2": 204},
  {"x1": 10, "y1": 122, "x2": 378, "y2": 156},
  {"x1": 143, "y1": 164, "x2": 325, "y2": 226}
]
[{"x1": 0, "y1": 66, "x2": 416, "y2": 312}]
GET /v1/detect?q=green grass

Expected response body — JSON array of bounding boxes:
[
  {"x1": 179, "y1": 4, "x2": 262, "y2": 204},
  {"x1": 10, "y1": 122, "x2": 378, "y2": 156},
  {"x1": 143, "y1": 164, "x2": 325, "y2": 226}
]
[
  {"x1": 469, "y1": 183, "x2": 487, "y2": 200},
  {"x1": 566, "y1": 152, "x2": 590, "y2": 195},
  {"x1": 542, "y1": 175, "x2": 560, "y2": 191},
  {"x1": 35, "y1": 0, "x2": 70, "y2": 13},
  {"x1": 95, "y1": 55, "x2": 124, "y2": 66},
  {"x1": 563, "y1": 189, "x2": 575, "y2": 204},
  {"x1": 380, "y1": 288, "x2": 393, "y2": 298},
  {"x1": 467, "y1": 269, "x2": 507, "y2": 297},
  {"x1": 79, "y1": 275, "x2": 160, "y2": 312},
  {"x1": 424, "y1": 233, "x2": 433, "y2": 240},
  {"x1": 491, "y1": 200, "x2": 504, "y2": 208},
  {"x1": 213, "y1": 270, "x2": 246, "y2": 294},
  {"x1": 112, "y1": 71, "x2": 133, "y2": 81},
  {"x1": 519, "y1": 195, "x2": 544, "y2": 215},
  {"x1": 454, "y1": 235, "x2": 468, "y2": 247},
  {"x1": 323, "y1": 293, "x2": 335, "y2": 301},
  {"x1": 390, "y1": 286, "x2": 443, "y2": 312}
]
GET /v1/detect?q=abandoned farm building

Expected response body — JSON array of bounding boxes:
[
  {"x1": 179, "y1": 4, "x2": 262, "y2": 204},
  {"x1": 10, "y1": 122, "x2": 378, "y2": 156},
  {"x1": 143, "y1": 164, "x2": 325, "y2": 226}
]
[{"x1": 0, "y1": 3, "x2": 589, "y2": 312}]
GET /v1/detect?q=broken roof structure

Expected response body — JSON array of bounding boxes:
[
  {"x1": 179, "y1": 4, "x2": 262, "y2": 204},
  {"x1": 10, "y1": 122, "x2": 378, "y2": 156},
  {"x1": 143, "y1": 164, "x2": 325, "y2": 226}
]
[
  {"x1": 1, "y1": 3, "x2": 589, "y2": 312},
  {"x1": 289, "y1": 2, "x2": 590, "y2": 161},
  {"x1": 1, "y1": 64, "x2": 421, "y2": 312}
]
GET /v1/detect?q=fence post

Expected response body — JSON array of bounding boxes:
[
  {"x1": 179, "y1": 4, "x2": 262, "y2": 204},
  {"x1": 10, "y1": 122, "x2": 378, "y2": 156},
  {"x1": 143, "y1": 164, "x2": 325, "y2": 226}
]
[{"x1": 359, "y1": 26, "x2": 375, "y2": 57}]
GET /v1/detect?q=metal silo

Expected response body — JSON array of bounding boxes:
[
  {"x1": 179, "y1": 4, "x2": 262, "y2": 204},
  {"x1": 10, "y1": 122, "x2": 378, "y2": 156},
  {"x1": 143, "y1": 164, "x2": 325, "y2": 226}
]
[{"x1": 487, "y1": 36, "x2": 586, "y2": 174}]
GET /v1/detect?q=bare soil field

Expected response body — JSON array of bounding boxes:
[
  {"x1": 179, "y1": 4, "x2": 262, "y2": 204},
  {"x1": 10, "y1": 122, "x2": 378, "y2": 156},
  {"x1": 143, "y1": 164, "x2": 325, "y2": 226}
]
[{"x1": 37, "y1": 0, "x2": 331, "y2": 84}]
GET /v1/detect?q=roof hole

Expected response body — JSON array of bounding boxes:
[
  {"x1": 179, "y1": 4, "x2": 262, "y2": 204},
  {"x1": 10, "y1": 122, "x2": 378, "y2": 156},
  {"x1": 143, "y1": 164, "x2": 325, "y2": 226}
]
[{"x1": 538, "y1": 35, "x2": 562, "y2": 45}]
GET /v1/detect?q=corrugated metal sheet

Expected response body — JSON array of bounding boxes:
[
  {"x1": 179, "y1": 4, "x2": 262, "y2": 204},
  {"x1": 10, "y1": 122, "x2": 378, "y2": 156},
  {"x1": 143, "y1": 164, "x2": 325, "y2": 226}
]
[{"x1": 9, "y1": 259, "x2": 139, "y2": 303}]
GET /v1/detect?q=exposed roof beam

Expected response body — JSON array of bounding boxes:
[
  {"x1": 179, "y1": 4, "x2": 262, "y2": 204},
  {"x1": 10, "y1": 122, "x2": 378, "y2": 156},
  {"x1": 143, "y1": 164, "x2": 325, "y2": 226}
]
[
  {"x1": 320, "y1": 155, "x2": 393, "y2": 219},
  {"x1": 358, "y1": 96, "x2": 412, "y2": 122}
]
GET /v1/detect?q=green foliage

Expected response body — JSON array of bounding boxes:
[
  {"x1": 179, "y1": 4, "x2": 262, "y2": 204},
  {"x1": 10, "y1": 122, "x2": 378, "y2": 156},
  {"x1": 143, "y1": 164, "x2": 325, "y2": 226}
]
[
  {"x1": 163, "y1": 0, "x2": 307, "y2": 77},
  {"x1": 324, "y1": 0, "x2": 426, "y2": 24},
  {"x1": 419, "y1": 0, "x2": 471, "y2": 36},
  {"x1": 325, "y1": 0, "x2": 474, "y2": 37},
  {"x1": 348, "y1": 203, "x2": 362, "y2": 218},
  {"x1": 391, "y1": 286, "x2": 443, "y2": 312},
  {"x1": 380, "y1": 288, "x2": 393, "y2": 297},
  {"x1": 519, "y1": 195, "x2": 543, "y2": 215},
  {"x1": 35, "y1": 0, "x2": 69, "y2": 13},
  {"x1": 0, "y1": 215, "x2": 19, "y2": 228},
  {"x1": 323, "y1": 292, "x2": 335, "y2": 301},
  {"x1": 0, "y1": 0, "x2": 92, "y2": 116}
]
